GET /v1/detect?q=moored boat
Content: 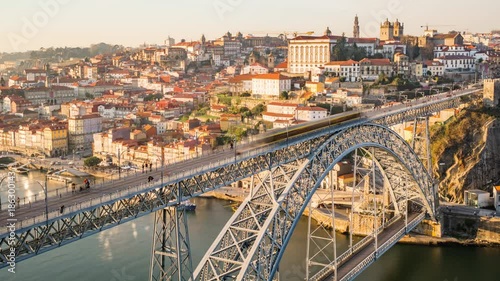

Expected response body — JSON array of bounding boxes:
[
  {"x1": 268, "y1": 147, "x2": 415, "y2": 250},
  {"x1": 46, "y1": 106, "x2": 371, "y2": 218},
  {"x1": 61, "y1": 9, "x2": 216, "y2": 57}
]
[{"x1": 179, "y1": 200, "x2": 196, "y2": 211}]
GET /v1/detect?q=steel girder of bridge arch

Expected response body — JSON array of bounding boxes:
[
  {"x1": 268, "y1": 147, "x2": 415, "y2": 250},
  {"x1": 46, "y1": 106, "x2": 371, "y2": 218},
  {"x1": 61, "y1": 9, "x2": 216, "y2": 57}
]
[
  {"x1": 193, "y1": 123, "x2": 436, "y2": 281},
  {"x1": 0, "y1": 126, "x2": 331, "y2": 268},
  {"x1": 374, "y1": 97, "x2": 460, "y2": 126}
]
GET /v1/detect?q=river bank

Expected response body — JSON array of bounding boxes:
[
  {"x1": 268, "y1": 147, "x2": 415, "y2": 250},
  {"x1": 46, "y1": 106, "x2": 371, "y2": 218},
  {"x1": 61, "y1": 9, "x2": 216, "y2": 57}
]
[{"x1": 201, "y1": 186, "x2": 500, "y2": 248}]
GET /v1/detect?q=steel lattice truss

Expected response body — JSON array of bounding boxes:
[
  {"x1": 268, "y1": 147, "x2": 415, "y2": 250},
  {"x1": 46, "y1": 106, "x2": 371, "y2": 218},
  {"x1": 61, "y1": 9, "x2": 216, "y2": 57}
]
[
  {"x1": 0, "y1": 96, "x2": 463, "y2": 268},
  {"x1": 0, "y1": 132, "x2": 329, "y2": 267},
  {"x1": 194, "y1": 124, "x2": 435, "y2": 281},
  {"x1": 374, "y1": 97, "x2": 460, "y2": 126},
  {"x1": 150, "y1": 207, "x2": 193, "y2": 281}
]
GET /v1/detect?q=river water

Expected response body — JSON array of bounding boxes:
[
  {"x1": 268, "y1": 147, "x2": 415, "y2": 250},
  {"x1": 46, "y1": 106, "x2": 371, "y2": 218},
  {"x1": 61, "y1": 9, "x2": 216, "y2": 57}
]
[{"x1": 0, "y1": 182, "x2": 499, "y2": 280}]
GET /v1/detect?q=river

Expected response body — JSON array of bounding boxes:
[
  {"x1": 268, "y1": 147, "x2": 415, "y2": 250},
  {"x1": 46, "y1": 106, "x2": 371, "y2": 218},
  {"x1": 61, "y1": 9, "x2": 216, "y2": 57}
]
[{"x1": 0, "y1": 182, "x2": 499, "y2": 280}]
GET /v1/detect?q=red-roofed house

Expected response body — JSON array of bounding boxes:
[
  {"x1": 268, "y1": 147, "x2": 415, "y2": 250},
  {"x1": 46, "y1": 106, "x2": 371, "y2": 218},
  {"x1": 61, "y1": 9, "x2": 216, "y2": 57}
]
[
  {"x1": 228, "y1": 74, "x2": 255, "y2": 94},
  {"x1": 434, "y1": 45, "x2": 471, "y2": 58},
  {"x1": 25, "y1": 68, "x2": 47, "y2": 82},
  {"x1": 220, "y1": 114, "x2": 242, "y2": 131},
  {"x1": 296, "y1": 106, "x2": 328, "y2": 121},
  {"x1": 241, "y1": 63, "x2": 269, "y2": 75},
  {"x1": 267, "y1": 102, "x2": 299, "y2": 115},
  {"x1": 274, "y1": 61, "x2": 288, "y2": 72},
  {"x1": 325, "y1": 60, "x2": 360, "y2": 82},
  {"x1": 423, "y1": 60, "x2": 444, "y2": 76},
  {"x1": 251, "y1": 73, "x2": 291, "y2": 97},
  {"x1": 262, "y1": 112, "x2": 295, "y2": 123},
  {"x1": 435, "y1": 55, "x2": 476, "y2": 72},
  {"x1": 359, "y1": 58, "x2": 394, "y2": 80}
]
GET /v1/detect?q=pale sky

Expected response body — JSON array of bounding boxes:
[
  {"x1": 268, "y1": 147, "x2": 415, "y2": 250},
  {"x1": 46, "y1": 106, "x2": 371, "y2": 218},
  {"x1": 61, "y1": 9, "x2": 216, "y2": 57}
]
[{"x1": 1, "y1": 0, "x2": 499, "y2": 53}]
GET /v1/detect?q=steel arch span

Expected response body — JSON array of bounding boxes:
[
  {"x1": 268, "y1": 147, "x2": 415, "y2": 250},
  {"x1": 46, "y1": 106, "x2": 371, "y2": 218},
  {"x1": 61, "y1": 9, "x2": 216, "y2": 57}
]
[{"x1": 193, "y1": 123, "x2": 436, "y2": 281}]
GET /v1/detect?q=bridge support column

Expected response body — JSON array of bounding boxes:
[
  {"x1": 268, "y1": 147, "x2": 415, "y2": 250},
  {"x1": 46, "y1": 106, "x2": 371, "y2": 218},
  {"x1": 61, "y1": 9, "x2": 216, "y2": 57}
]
[
  {"x1": 306, "y1": 160, "x2": 340, "y2": 281},
  {"x1": 149, "y1": 206, "x2": 193, "y2": 281},
  {"x1": 411, "y1": 116, "x2": 432, "y2": 175}
]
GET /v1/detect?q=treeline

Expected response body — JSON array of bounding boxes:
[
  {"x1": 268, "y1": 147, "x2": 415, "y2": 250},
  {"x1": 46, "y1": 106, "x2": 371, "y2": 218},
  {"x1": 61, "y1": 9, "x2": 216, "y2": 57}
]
[
  {"x1": 29, "y1": 43, "x2": 125, "y2": 60},
  {"x1": 0, "y1": 43, "x2": 126, "y2": 63}
]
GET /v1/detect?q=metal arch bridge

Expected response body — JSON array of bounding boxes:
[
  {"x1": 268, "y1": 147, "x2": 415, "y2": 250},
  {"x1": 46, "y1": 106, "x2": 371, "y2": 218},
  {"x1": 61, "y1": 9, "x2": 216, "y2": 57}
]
[{"x1": 0, "y1": 88, "x2": 481, "y2": 280}]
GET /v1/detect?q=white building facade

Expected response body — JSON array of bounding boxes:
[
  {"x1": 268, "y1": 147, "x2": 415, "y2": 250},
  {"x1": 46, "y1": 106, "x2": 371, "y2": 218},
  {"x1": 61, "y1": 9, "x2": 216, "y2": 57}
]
[
  {"x1": 288, "y1": 35, "x2": 339, "y2": 74},
  {"x1": 435, "y1": 55, "x2": 476, "y2": 72},
  {"x1": 251, "y1": 74, "x2": 291, "y2": 97},
  {"x1": 324, "y1": 60, "x2": 360, "y2": 82}
]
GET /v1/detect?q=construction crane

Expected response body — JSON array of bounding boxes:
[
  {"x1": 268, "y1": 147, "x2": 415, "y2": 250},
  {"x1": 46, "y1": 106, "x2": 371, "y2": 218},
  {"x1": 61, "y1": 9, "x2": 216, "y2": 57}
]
[{"x1": 421, "y1": 24, "x2": 456, "y2": 31}]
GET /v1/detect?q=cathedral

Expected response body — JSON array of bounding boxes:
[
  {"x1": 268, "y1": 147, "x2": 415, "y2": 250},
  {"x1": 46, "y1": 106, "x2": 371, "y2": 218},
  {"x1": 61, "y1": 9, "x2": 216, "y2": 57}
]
[{"x1": 380, "y1": 19, "x2": 404, "y2": 41}]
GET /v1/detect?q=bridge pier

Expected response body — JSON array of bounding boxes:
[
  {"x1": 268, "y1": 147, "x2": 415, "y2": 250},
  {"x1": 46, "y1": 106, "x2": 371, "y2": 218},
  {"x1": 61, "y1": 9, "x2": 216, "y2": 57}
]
[{"x1": 149, "y1": 206, "x2": 193, "y2": 281}]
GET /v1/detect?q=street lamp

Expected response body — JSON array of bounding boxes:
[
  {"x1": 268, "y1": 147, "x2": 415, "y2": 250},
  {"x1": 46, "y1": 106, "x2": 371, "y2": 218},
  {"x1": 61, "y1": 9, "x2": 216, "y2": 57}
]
[
  {"x1": 233, "y1": 136, "x2": 237, "y2": 162},
  {"x1": 117, "y1": 147, "x2": 129, "y2": 179},
  {"x1": 36, "y1": 175, "x2": 49, "y2": 226}
]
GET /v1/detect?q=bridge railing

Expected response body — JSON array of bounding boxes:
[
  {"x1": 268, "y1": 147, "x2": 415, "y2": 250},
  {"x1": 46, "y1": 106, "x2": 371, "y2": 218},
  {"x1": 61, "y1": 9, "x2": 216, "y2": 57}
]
[
  {"x1": 309, "y1": 215, "x2": 402, "y2": 281},
  {"x1": 1, "y1": 142, "x2": 287, "y2": 234},
  {"x1": 339, "y1": 212, "x2": 426, "y2": 281},
  {"x1": 1, "y1": 128, "x2": 289, "y2": 211},
  {"x1": 4, "y1": 88, "x2": 480, "y2": 211}
]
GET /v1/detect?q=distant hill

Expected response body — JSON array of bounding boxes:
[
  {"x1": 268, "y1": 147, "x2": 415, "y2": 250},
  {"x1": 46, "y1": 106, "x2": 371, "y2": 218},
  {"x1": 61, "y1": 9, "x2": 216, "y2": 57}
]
[{"x1": 0, "y1": 43, "x2": 126, "y2": 63}]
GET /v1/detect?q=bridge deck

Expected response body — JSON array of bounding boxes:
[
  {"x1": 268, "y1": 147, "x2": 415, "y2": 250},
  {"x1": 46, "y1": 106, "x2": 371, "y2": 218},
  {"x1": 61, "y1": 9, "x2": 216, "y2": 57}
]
[
  {"x1": 321, "y1": 212, "x2": 420, "y2": 281},
  {"x1": 0, "y1": 149, "x2": 234, "y2": 233}
]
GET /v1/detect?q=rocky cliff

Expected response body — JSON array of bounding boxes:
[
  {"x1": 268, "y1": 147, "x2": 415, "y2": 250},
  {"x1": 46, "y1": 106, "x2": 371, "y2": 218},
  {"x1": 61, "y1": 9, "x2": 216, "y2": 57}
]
[{"x1": 432, "y1": 107, "x2": 500, "y2": 203}]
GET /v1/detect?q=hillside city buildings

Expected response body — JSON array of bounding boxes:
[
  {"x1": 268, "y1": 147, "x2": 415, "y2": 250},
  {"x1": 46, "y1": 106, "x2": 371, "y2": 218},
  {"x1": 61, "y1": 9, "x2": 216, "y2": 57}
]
[{"x1": 0, "y1": 15, "x2": 499, "y2": 166}]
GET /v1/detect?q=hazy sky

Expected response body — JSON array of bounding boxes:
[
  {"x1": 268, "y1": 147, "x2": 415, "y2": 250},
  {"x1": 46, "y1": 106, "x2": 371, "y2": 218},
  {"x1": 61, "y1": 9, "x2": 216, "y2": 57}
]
[{"x1": 1, "y1": 0, "x2": 499, "y2": 53}]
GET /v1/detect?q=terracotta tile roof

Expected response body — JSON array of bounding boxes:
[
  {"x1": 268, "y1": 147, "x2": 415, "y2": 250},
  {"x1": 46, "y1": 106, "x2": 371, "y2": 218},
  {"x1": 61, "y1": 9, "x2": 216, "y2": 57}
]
[
  {"x1": 262, "y1": 112, "x2": 294, "y2": 118},
  {"x1": 347, "y1": 38, "x2": 377, "y2": 44},
  {"x1": 325, "y1": 59, "x2": 359, "y2": 66},
  {"x1": 297, "y1": 106, "x2": 327, "y2": 112},
  {"x1": 253, "y1": 73, "x2": 289, "y2": 80},
  {"x1": 228, "y1": 74, "x2": 256, "y2": 83},
  {"x1": 268, "y1": 102, "x2": 299, "y2": 107},
  {"x1": 433, "y1": 33, "x2": 460, "y2": 39},
  {"x1": 274, "y1": 61, "x2": 288, "y2": 69},
  {"x1": 360, "y1": 58, "x2": 392, "y2": 66}
]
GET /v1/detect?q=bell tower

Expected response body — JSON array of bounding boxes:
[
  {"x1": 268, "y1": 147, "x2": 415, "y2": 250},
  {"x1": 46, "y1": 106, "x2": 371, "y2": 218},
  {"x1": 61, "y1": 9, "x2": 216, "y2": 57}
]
[
  {"x1": 249, "y1": 52, "x2": 256, "y2": 65},
  {"x1": 353, "y1": 15, "x2": 360, "y2": 38},
  {"x1": 267, "y1": 53, "x2": 275, "y2": 69}
]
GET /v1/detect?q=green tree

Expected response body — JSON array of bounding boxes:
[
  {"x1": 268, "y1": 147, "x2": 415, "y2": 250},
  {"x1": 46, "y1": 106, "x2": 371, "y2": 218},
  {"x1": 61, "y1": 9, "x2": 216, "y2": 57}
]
[
  {"x1": 279, "y1": 91, "x2": 289, "y2": 100},
  {"x1": 239, "y1": 107, "x2": 252, "y2": 118},
  {"x1": 144, "y1": 93, "x2": 164, "y2": 101},
  {"x1": 412, "y1": 44, "x2": 421, "y2": 60},
  {"x1": 228, "y1": 126, "x2": 247, "y2": 141},
  {"x1": 349, "y1": 43, "x2": 367, "y2": 61},
  {"x1": 251, "y1": 104, "x2": 265, "y2": 116},
  {"x1": 84, "y1": 156, "x2": 102, "y2": 167},
  {"x1": 332, "y1": 36, "x2": 348, "y2": 61}
]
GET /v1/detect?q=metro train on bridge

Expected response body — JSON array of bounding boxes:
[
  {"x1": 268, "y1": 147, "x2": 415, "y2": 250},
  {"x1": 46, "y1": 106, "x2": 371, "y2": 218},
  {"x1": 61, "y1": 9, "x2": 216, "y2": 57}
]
[{"x1": 236, "y1": 111, "x2": 362, "y2": 155}]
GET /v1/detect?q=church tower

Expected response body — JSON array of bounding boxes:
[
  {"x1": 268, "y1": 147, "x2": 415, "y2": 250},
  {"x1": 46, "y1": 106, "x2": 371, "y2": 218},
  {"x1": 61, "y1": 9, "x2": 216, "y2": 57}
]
[
  {"x1": 393, "y1": 19, "x2": 404, "y2": 40},
  {"x1": 353, "y1": 15, "x2": 360, "y2": 38},
  {"x1": 380, "y1": 18, "x2": 394, "y2": 41},
  {"x1": 267, "y1": 53, "x2": 275, "y2": 69},
  {"x1": 249, "y1": 52, "x2": 256, "y2": 65}
]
